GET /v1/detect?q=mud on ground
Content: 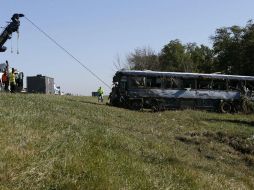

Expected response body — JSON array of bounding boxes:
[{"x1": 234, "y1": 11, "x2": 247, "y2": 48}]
[{"x1": 176, "y1": 131, "x2": 254, "y2": 167}]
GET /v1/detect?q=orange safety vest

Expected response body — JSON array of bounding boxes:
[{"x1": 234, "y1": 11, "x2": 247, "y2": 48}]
[{"x1": 2, "y1": 73, "x2": 8, "y2": 82}]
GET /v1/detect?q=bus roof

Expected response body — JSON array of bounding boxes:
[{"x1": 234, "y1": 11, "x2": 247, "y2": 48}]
[{"x1": 117, "y1": 70, "x2": 254, "y2": 81}]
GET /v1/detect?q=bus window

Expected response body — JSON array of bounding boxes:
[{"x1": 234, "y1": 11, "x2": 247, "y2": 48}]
[
  {"x1": 246, "y1": 81, "x2": 254, "y2": 91},
  {"x1": 164, "y1": 78, "x2": 172, "y2": 89},
  {"x1": 183, "y1": 79, "x2": 196, "y2": 89},
  {"x1": 212, "y1": 79, "x2": 227, "y2": 90},
  {"x1": 171, "y1": 78, "x2": 183, "y2": 89},
  {"x1": 164, "y1": 78, "x2": 182, "y2": 89},
  {"x1": 146, "y1": 77, "x2": 162, "y2": 88},
  {"x1": 228, "y1": 80, "x2": 241, "y2": 90},
  {"x1": 129, "y1": 76, "x2": 145, "y2": 89},
  {"x1": 197, "y1": 79, "x2": 212, "y2": 90}
]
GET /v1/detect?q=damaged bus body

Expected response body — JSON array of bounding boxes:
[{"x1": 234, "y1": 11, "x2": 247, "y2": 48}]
[{"x1": 109, "y1": 70, "x2": 254, "y2": 112}]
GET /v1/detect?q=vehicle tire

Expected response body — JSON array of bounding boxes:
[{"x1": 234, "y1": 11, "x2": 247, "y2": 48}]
[
  {"x1": 129, "y1": 100, "x2": 143, "y2": 110},
  {"x1": 151, "y1": 101, "x2": 165, "y2": 112},
  {"x1": 152, "y1": 105, "x2": 158, "y2": 112},
  {"x1": 151, "y1": 99, "x2": 159, "y2": 112},
  {"x1": 220, "y1": 101, "x2": 232, "y2": 113},
  {"x1": 231, "y1": 102, "x2": 241, "y2": 113}
]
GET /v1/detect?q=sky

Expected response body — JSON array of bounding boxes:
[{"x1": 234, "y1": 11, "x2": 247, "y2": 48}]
[{"x1": 1, "y1": 0, "x2": 254, "y2": 95}]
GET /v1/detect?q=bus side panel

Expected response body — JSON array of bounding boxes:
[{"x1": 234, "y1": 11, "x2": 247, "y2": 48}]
[
  {"x1": 127, "y1": 88, "x2": 240, "y2": 100},
  {"x1": 127, "y1": 88, "x2": 241, "y2": 109}
]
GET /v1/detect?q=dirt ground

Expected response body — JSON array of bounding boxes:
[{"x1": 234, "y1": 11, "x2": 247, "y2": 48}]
[{"x1": 176, "y1": 131, "x2": 254, "y2": 168}]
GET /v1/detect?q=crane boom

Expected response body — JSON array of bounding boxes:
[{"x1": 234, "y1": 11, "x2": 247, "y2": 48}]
[{"x1": 0, "y1": 13, "x2": 24, "y2": 52}]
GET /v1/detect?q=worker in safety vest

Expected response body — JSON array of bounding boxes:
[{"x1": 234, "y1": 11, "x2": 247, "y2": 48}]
[
  {"x1": 97, "y1": 86, "x2": 104, "y2": 102},
  {"x1": 9, "y1": 68, "x2": 16, "y2": 93},
  {"x1": 2, "y1": 70, "x2": 9, "y2": 92}
]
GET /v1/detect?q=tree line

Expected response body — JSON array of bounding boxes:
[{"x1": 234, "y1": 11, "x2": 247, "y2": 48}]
[{"x1": 120, "y1": 20, "x2": 254, "y2": 76}]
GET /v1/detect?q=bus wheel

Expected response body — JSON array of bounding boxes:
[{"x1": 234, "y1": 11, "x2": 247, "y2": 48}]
[
  {"x1": 151, "y1": 100, "x2": 159, "y2": 112},
  {"x1": 129, "y1": 100, "x2": 142, "y2": 110},
  {"x1": 152, "y1": 102, "x2": 165, "y2": 112},
  {"x1": 152, "y1": 105, "x2": 158, "y2": 112},
  {"x1": 220, "y1": 102, "x2": 232, "y2": 113},
  {"x1": 231, "y1": 103, "x2": 241, "y2": 113}
]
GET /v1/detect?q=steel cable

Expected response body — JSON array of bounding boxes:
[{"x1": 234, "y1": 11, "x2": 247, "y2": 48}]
[{"x1": 24, "y1": 16, "x2": 111, "y2": 89}]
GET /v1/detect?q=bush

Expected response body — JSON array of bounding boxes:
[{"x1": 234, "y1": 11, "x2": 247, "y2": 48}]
[{"x1": 241, "y1": 96, "x2": 254, "y2": 113}]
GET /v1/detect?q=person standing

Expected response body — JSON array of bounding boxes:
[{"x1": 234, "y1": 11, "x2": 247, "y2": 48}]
[
  {"x1": 97, "y1": 86, "x2": 104, "y2": 102},
  {"x1": 2, "y1": 70, "x2": 9, "y2": 92},
  {"x1": 9, "y1": 68, "x2": 16, "y2": 93}
]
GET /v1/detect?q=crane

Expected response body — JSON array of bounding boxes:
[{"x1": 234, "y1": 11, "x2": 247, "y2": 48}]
[
  {"x1": 0, "y1": 13, "x2": 24, "y2": 52},
  {"x1": 0, "y1": 14, "x2": 24, "y2": 92}
]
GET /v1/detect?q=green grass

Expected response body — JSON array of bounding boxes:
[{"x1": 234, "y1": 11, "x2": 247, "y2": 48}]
[{"x1": 0, "y1": 93, "x2": 254, "y2": 190}]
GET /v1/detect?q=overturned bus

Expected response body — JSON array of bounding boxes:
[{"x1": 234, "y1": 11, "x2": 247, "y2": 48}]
[{"x1": 109, "y1": 70, "x2": 254, "y2": 113}]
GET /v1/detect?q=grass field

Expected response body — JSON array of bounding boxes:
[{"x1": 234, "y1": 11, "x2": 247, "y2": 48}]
[{"x1": 0, "y1": 93, "x2": 254, "y2": 190}]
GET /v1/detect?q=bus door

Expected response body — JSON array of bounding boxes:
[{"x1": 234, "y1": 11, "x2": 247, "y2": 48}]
[{"x1": 119, "y1": 76, "x2": 127, "y2": 95}]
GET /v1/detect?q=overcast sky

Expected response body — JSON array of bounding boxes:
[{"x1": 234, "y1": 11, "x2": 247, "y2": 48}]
[{"x1": 1, "y1": 0, "x2": 254, "y2": 95}]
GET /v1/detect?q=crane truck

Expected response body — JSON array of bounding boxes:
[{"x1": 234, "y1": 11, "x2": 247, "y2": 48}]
[{"x1": 0, "y1": 14, "x2": 24, "y2": 92}]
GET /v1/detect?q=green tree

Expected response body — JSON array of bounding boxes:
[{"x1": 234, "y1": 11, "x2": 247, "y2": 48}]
[
  {"x1": 159, "y1": 39, "x2": 193, "y2": 72},
  {"x1": 125, "y1": 20, "x2": 254, "y2": 76},
  {"x1": 241, "y1": 20, "x2": 254, "y2": 75},
  {"x1": 159, "y1": 40, "x2": 214, "y2": 73},
  {"x1": 188, "y1": 44, "x2": 214, "y2": 73},
  {"x1": 127, "y1": 47, "x2": 159, "y2": 70},
  {"x1": 211, "y1": 25, "x2": 246, "y2": 75}
]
